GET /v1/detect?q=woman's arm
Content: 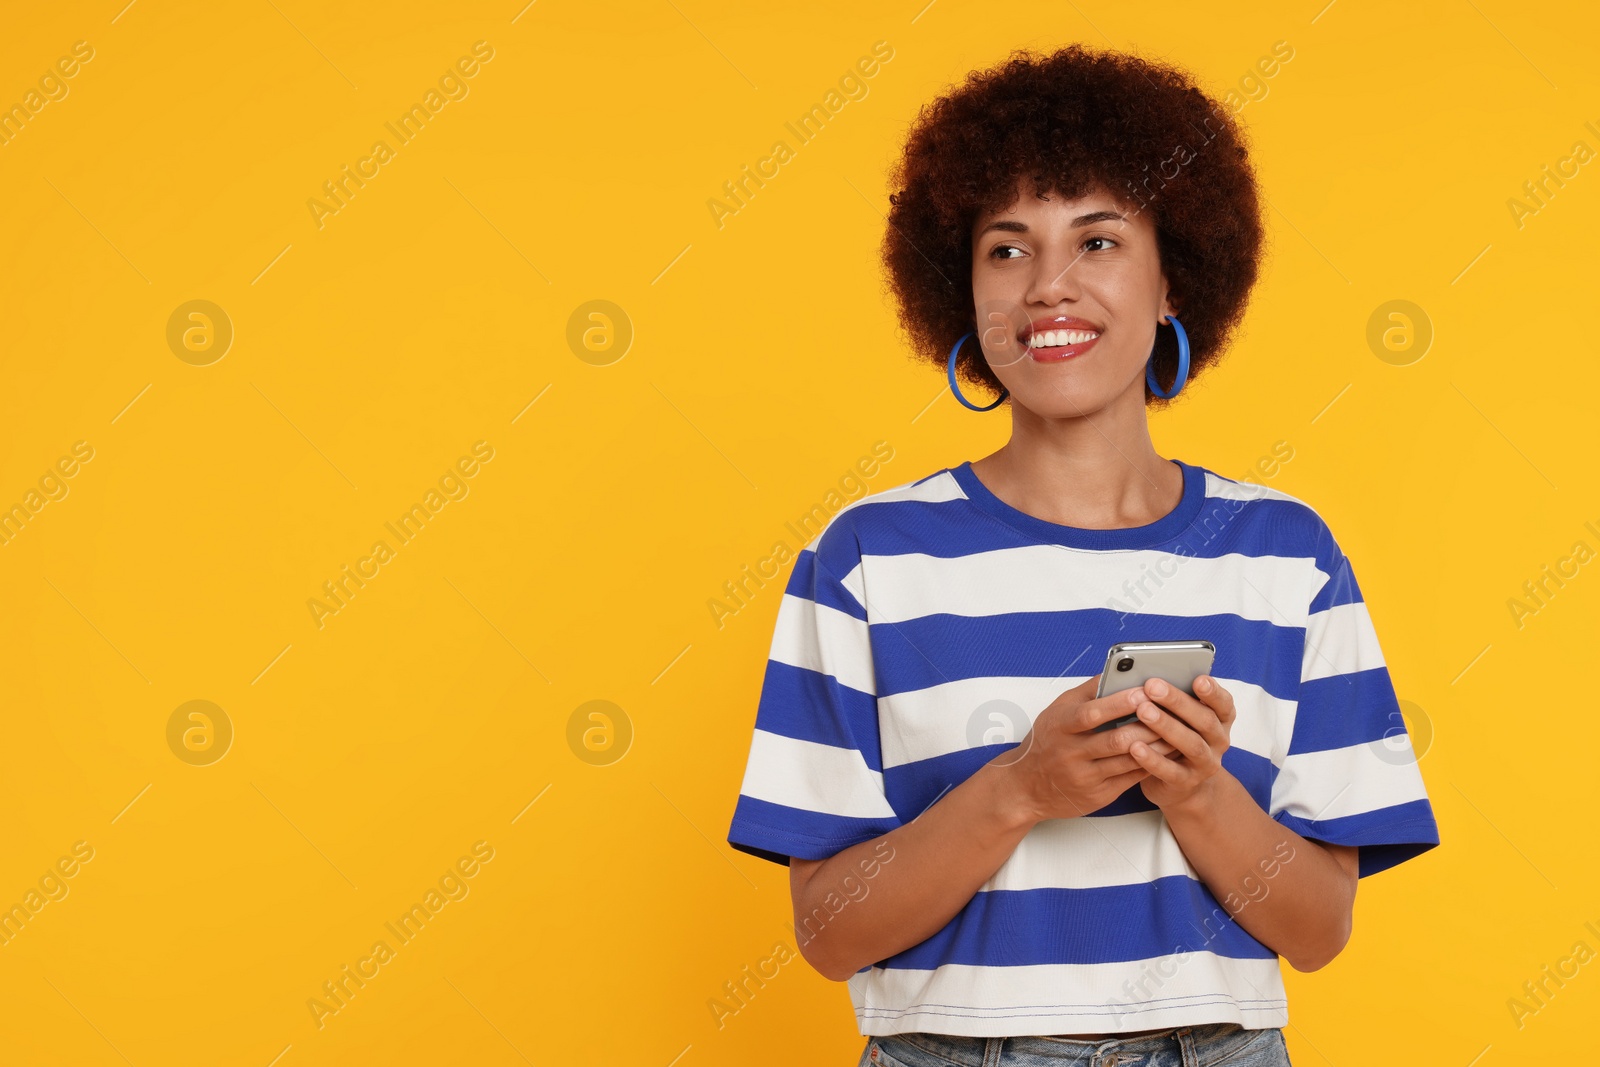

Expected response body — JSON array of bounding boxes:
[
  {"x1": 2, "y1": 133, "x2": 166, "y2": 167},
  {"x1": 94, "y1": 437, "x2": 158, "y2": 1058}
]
[
  {"x1": 1124, "y1": 675, "x2": 1360, "y2": 971},
  {"x1": 788, "y1": 757, "x2": 1035, "y2": 982},
  {"x1": 1159, "y1": 770, "x2": 1359, "y2": 971},
  {"x1": 788, "y1": 678, "x2": 1171, "y2": 981}
]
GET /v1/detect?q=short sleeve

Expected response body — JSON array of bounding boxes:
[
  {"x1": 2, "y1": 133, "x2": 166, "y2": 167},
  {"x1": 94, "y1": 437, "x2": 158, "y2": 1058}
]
[
  {"x1": 1269, "y1": 539, "x2": 1441, "y2": 878},
  {"x1": 725, "y1": 524, "x2": 902, "y2": 867}
]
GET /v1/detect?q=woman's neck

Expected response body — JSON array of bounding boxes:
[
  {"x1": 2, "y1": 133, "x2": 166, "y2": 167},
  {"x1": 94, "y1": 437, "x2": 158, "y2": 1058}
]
[{"x1": 969, "y1": 394, "x2": 1181, "y2": 530}]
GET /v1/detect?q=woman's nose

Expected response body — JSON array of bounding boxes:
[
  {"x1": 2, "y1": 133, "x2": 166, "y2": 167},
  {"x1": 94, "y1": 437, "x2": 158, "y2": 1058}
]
[{"x1": 1025, "y1": 246, "x2": 1086, "y2": 305}]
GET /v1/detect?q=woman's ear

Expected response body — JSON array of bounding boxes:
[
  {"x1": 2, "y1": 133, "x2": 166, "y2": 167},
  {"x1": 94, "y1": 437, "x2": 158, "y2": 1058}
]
[{"x1": 1157, "y1": 275, "x2": 1178, "y2": 323}]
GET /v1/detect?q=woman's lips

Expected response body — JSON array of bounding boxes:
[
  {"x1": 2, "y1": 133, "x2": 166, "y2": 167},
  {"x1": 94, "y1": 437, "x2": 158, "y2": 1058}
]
[{"x1": 1027, "y1": 333, "x2": 1101, "y2": 362}]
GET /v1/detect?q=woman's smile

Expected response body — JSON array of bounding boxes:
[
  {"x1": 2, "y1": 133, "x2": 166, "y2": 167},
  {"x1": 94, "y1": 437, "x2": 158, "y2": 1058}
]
[{"x1": 1021, "y1": 315, "x2": 1104, "y2": 362}]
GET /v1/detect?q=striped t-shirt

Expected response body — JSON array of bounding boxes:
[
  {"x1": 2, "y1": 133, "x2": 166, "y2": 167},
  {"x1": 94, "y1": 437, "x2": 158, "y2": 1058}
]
[{"x1": 725, "y1": 457, "x2": 1440, "y2": 1037}]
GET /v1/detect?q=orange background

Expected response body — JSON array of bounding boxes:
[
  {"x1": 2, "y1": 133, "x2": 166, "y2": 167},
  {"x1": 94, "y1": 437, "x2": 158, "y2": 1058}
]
[{"x1": 0, "y1": 1, "x2": 1595, "y2": 1063}]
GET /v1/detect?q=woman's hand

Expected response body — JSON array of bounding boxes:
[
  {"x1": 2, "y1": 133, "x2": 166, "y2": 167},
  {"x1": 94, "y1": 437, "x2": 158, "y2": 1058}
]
[
  {"x1": 1128, "y1": 675, "x2": 1237, "y2": 814},
  {"x1": 994, "y1": 673, "x2": 1181, "y2": 823}
]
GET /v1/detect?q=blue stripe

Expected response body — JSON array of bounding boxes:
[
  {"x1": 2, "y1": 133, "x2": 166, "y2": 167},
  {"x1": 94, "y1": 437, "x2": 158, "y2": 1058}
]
[
  {"x1": 834, "y1": 484, "x2": 1329, "y2": 564},
  {"x1": 811, "y1": 523, "x2": 870, "y2": 614},
  {"x1": 878, "y1": 745, "x2": 1281, "y2": 826},
  {"x1": 1273, "y1": 799, "x2": 1440, "y2": 877},
  {"x1": 881, "y1": 747, "x2": 994, "y2": 822},
  {"x1": 787, "y1": 548, "x2": 867, "y2": 621},
  {"x1": 870, "y1": 609, "x2": 1301, "y2": 700},
  {"x1": 753, "y1": 660, "x2": 882, "y2": 770},
  {"x1": 1222, "y1": 746, "x2": 1278, "y2": 812},
  {"x1": 878, "y1": 875, "x2": 1277, "y2": 969},
  {"x1": 1290, "y1": 668, "x2": 1401, "y2": 754},
  {"x1": 1309, "y1": 554, "x2": 1361, "y2": 615},
  {"x1": 727, "y1": 794, "x2": 900, "y2": 861}
]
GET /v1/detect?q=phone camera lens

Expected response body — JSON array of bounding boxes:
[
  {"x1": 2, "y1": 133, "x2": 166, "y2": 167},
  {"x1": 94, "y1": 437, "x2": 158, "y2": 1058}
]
[{"x1": 1115, "y1": 657, "x2": 1134, "y2": 673}]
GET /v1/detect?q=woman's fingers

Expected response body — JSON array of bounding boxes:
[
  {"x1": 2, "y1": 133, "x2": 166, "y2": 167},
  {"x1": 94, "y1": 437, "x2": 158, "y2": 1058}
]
[
  {"x1": 1093, "y1": 733, "x2": 1177, "y2": 775},
  {"x1": 1135, "y1": 697, "x2": 1213, "y2": 766},
  {"x1": 1129, "y1": 738, "x2": 1191, "y2": 783},
  {"x1": 1141, "y1": 678, "x2": 1218, "y2": 736},
  {"x1": 1193, "y1": 674, "x2": 1236, "y2": 724},
  {"x1": 1098, "y1": 766, "x2": 1151, "y2": 795},
  {"x1": 1097, "y1": 751, "x2": 1167, "y2": 776}
]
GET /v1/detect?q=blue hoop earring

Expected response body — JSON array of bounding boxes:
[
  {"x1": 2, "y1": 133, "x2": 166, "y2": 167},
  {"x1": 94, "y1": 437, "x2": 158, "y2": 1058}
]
[
  {"x1": 1146, "y1": 315, "x2": 1191, "y2": 399},
  {"x1": 947, "y1": 332, "x2": 1009, "y2": 411}
]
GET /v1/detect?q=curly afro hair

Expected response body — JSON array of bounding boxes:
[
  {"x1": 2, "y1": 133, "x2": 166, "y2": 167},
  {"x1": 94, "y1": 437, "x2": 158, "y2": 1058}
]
[{"x1": 882, "y1": 43, "x2": 1265, "y2": 406}]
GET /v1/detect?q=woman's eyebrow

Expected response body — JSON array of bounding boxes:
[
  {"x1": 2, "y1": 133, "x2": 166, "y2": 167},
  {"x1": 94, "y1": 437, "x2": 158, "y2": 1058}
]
[{"x1": 976, "y1": 210, "x2": 1127, "y2": 236}]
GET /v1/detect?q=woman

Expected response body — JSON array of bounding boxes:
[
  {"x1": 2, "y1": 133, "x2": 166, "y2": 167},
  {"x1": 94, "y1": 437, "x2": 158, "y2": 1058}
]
[{"x1": 726, "y1": 43, "x2": 1439, "y2": 1067}]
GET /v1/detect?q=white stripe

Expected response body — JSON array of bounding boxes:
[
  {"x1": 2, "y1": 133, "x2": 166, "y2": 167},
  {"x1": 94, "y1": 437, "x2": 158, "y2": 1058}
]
[
  {"x1": 770, "y1": 592, "x2": 875, "y2": 696},
  {"x1": 800, "y1": 470, "x2": 970, "y2": 553},
  {"x1": 1270, "y1": 740, "x2": 1427, "y2": 823},
  {"x1": 848, "y1": 954, "x2": 1287, "y2": 1037},
  {"x1": 855, "y1": 545, "x2": 1319, "y2": 626},
  {"x1": 985, "y1": 810, "x2": 1192, "y2": 891},
  {"x1": 738, "y1": 729, "x2": 896, "y2": 819},
  {"x1": 1203, "y1": 470, "x2": 1310, "y2": 507},
  {"x1": 868, "y1": 469, "x2": 969, "y2": 506},
  {"x1": 1302, "y1": 600, "x2": 1385, "y2": 681},
  {"x1": 880, "y1": 675, "x2": 1075, "y2": 771},
  {"x1": 879, "y1": 675, "x2": 1287, "y2": 771}
]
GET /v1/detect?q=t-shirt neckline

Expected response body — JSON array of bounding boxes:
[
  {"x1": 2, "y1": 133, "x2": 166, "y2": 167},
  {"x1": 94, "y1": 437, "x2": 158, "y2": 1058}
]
[{"x1": 949, "y1": 458, "x2": 1206, "y2": 550}]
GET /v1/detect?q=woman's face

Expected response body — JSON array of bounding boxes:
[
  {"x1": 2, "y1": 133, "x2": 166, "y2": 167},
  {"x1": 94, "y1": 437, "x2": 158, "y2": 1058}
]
[{"x1": 969, "y1": 178, "x2": 1174, "y2": 418}]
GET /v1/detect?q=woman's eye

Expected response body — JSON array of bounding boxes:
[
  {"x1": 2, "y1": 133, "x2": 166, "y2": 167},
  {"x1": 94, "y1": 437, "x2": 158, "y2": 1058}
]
[{"x1": 989, "y1": 238, "x2": 1115, "y2": 259}]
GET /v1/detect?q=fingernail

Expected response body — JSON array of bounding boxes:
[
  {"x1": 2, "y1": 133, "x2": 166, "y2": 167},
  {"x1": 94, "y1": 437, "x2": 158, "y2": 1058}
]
[
  {"x1": 1137, "y1": 705, "x2": 1157, "y2": 721},
  {"x1": 1196, "y1": 676, "x2": 1210, "y2": 693},
  {"x1": 1147, "y1": 678, "x2": 1166, "y2": 697}
]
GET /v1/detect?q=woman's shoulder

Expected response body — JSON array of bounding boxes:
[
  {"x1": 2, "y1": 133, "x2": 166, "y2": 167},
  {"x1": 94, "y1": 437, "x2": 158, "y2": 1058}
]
[
  {"x1": 1189, "y1": 461, "x2": 1340, "y2": 550},
  {"x1": 806, "y1": 463, "x2": 964, "y2": 559},
  {"x1": 1184, "y1": 462, "x2": 1361, "y2": 598}
]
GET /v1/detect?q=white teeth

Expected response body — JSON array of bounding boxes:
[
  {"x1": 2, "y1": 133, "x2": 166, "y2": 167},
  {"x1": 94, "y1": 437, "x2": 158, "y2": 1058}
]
[{"x1": 1027, "y1": 329, "x2": 1098, "y2": 348}]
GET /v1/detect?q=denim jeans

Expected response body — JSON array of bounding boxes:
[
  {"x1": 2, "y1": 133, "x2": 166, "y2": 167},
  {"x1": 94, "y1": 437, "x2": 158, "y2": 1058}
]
[{"x1": 857, "y1": 1022, "x2": 1291, "y2": 1067}]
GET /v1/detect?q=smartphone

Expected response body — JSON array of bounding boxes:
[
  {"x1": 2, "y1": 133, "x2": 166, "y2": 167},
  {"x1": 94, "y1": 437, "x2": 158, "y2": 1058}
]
[{"x1": 1091, "y1": 640, "x2": 1216, "y2": 732}]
